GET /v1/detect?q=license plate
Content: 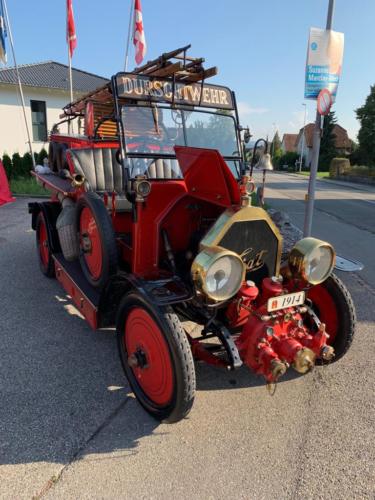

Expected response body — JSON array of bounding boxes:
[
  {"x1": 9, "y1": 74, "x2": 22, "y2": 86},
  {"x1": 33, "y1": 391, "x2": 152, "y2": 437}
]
[{"x1": 267, "y1": 291, "x2": 305, "y2": 312}]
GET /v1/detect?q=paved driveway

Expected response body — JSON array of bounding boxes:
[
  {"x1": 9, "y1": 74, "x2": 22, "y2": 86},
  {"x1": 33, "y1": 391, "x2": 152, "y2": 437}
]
[{"x1": 0, "y1": 197, "x2": 373, "y2": 499}]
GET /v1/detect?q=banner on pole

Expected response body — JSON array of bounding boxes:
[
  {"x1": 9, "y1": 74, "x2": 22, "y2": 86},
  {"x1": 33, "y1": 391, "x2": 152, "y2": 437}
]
[
  {"x1": 0, "y1": 0, "x2": 7, "y2": 64},
  {"x1": 66, "y1": 0, "x2": 77, "y2": 58},
  {"x1": 304, "y1": 27, "x2": 344, "y2": 100},
  {"x1": 133, "y1": 0, "x2": 146, "y2": 65}
]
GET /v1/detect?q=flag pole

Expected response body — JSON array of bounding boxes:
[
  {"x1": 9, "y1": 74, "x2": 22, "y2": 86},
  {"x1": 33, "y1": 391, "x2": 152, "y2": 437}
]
[
  {"x1": 68, "y1": 47, "x2": 73, "y2": 134},
  {"x1": 2, "y1": 0, "x2": 35, "y2": 168},
  {"x1": 124, "y1": 0, "x2": 134, "y2": 71}
]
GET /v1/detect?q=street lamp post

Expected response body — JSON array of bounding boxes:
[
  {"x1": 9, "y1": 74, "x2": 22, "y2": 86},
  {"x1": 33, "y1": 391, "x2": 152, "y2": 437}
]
[
  {"x1": 299, "y1": 103, "x2": 307, "y2": 172},
  {"x1": 303, "y1": 0, "x2": 336, "y2": 237}
]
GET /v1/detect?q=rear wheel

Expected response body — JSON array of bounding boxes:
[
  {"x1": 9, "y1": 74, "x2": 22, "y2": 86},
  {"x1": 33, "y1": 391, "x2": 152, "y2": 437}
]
[
  {"x1": 36, "y1": 212, "x2": 55, "y2": 277},
  {"x1": 116, "y1": 293, "x2": 196, "y2": 423},
  {"x1": 307, "y1": 273, "x2": 356, "y2": 364},
  {"x1": 77, "y1": 192, "x2": 118, "y2": 288}
]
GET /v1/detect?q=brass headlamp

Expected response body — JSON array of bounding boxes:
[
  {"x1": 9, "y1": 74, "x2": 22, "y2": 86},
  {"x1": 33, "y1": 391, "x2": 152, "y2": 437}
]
[
  {"x1": 191, "y1": 246, "x2": 245, "y2": 302},
  {"x1": 288, "y1": 237, "x2": 335, "y2": 285}
]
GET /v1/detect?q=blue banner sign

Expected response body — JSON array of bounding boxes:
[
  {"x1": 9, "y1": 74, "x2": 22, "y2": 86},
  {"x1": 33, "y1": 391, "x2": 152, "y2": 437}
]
[{"x1": 305, "y1": 28, "x2": 344, "y2": 100}]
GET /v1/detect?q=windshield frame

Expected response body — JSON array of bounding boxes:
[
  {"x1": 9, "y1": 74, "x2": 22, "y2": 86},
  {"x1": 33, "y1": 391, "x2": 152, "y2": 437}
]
[
  {"x1": 110, "y1": 72, "x2": 246, "y2": 185},
  {"x1": 120, "y1": 104, "x2": 242, "y2": 162}
]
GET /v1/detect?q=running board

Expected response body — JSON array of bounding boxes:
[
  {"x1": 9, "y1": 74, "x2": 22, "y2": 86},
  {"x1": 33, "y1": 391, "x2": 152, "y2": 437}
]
[{"x1": 53, "y1": 254, "x2": 100, "y2": 329}]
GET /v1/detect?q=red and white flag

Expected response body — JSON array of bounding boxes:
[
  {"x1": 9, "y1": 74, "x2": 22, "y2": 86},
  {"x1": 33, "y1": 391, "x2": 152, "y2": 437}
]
[
  {"x1": 133, "y1": 0, "x2": 146, "y2": 65},
  {"x1": 66, "y1": 0, "x2": 77, "y2": 58}
]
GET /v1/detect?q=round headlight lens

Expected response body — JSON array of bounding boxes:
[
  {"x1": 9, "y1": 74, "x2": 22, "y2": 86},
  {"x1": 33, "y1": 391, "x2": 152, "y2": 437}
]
[
  {"x1": 289, "y1": 237, "x2": 335, "y2": 285},
  {"x1": 192, "y1": 248, "x2": 245, "y2": 302}
]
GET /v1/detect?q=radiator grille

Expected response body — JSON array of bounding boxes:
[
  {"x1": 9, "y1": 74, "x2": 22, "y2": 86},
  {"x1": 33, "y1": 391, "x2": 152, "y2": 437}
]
[{"x1": 218, "y1": 220, "x2": 279, "y2": 284}]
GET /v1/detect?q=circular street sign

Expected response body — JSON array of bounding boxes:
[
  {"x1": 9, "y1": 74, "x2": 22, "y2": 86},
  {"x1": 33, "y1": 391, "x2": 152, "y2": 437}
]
[{"x1": 317, "y1": 89, "x2": 333, "y2": 116}]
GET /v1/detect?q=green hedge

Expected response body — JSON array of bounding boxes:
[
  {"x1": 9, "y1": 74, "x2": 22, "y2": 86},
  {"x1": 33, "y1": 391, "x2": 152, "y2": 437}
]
[{"x1": 2, "y1": 148, "x2": 48, "y2": 181}]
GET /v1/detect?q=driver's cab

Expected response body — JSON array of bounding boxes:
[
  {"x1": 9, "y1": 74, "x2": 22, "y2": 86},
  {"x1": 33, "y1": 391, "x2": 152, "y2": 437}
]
[{"x1": 58, "y1": 46, "x2": 248, "y2": 198}]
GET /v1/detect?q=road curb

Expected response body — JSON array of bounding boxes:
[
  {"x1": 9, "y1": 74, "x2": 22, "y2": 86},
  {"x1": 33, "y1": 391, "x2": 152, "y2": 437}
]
[{"x1": 282, "y1": 172, "x2": 375, "y2": 193}]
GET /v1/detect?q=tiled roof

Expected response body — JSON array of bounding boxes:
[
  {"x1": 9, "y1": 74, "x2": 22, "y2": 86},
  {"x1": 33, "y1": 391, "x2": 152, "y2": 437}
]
[
  {"x1": 297, "y1": 123, "x2": 351, "y2": 149},
  {"x1": 282, "y1": 133, "x2": 298, "y2": 152},
  {"x1": 0, "y1": 61, "x2": 108, "y2": 93}
]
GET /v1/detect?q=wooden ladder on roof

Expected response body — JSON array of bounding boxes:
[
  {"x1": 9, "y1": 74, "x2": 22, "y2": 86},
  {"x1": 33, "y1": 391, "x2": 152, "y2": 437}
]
[{"x1": 133, "y1": 45, "x2": 218, "y2": 83}]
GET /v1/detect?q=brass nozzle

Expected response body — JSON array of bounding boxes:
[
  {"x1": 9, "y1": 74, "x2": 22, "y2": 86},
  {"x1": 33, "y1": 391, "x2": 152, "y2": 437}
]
[
  {"x1": 321, "y1": 345, "x2": 335, "y2": 361},
  {"x1": 270, "y1": 358, "x2": 287, "y2": 380},
  {"x1": 293, "y1": 347, "x2": 316, "y2": 374}
]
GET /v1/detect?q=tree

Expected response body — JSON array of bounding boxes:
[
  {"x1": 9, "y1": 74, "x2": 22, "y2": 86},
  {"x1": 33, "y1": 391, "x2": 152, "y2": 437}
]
[
  {"x1": 319, "y1": 111, "x2": 337, "y2": 170},
  {"x1": 356, "y1": 85, "x2": 375, "y2": 167},
  {"x1": 271, "y1": 131, "x2": 282, "y2": 166},
  {"x1": 271, "y1": 131, "x2": 281, "y2": 155},
  {"x1": 2, "y1": 154, "x2": 12, "y2": 181}
]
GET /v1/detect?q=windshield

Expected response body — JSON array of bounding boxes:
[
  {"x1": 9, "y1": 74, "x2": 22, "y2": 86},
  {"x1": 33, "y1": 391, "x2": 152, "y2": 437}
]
[{"x1": 120, "y1": 106, "x2": 241, "y2": 179}]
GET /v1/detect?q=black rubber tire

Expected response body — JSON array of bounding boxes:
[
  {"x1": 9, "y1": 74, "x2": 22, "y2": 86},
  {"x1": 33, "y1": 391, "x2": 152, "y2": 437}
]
[
  {"x1": 308, "y1": 273, "x2": 356, "y2": 364},
  {"x1": 116, "y1": 293, "x2": 196, "y2": 423},
  {"x1": 36, "y1": 212, "x2": 55, "y2": 278},
  {"x1": 76, "y1": 192, "x2": 118, "y2": 289}
]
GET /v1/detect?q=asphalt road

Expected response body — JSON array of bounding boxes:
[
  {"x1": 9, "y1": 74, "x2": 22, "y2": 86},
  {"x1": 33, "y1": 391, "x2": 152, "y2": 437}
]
[{"x1": 0, "y1": 182, "x2": 374, "y2": 499}]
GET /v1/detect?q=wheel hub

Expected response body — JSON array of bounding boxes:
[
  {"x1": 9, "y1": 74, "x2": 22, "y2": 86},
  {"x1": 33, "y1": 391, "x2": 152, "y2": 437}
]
[
  {"x1": 128, "y1": 348, "x2": 148, "y2": 369},
  {"x1": 81, "y1": 232, "x2": 92, "y2": 253}
]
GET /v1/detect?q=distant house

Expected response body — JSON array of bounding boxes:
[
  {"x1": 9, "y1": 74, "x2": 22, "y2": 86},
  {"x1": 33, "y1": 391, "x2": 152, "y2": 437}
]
[
  {"x1": 281, "y1": 133, "x2": 298, "y2": 153},
  {"x1": 0, "y1": 61, "x2": 108, "y2": 155},
  {"x1": 296, "y1": 123, "x2": 352, "y2": 167}
]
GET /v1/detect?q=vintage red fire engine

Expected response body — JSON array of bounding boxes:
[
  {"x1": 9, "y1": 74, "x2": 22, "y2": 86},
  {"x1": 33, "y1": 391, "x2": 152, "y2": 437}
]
[{"x1": 29, "y1": 47, "x2": 356, "y2": 423}]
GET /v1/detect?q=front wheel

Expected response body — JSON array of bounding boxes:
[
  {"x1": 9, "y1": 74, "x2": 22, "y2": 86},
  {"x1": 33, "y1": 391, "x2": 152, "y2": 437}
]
[
  {"x1": 36, "y1": 212, "x2": 55, "y2": 277},
  {"x1": 116, "y1": 293, "x2": 196, "y2": 423},
  {"x1": 307, "y1": 273, "x2": 356, "y2": 364}
]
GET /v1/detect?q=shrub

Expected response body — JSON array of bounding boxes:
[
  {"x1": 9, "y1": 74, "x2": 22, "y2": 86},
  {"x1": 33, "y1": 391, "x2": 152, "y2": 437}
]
[
  {"x1": 21, "y1": 152, "x2": 33, "y2": 176},
  {"x1": 329, "y1": 157, "x2": 350, "y2": 178},
  {"x1": 11, "y1": 153, "x2": 23, "y2": 178},
  {"x1": 278, "y1": 152, "x2": 299, "y2": 169},
  {"x1": 37, "y1": 148, "x2": 48, "y2": 165},
  {"x1": 346, "y1": 165, "x2": 375, "y2": 177},
  {"x1": 2, "y1": 154, "x2": 12, "y2": 180}
]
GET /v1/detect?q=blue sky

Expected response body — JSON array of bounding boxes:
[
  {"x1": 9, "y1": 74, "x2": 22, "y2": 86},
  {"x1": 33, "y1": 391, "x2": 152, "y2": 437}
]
[{"x1": 5, "y1": 0, "x2": 375, "y2": 141}]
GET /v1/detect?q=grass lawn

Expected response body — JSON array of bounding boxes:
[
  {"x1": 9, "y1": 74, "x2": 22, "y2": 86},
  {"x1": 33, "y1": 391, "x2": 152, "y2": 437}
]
[
  {"x1": 10, "y1": 176, "x2": 49, "y2": 196},
  {"x1": 297, "y1": 171, "x2": 330, "y2": 179}
]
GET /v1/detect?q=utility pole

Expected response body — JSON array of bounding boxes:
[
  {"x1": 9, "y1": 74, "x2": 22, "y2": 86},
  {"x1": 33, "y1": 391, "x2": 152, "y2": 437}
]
[
  {"x1": 303, "y1": 0, "x2": 335, "y2": 236},
  {"x1": 299, "y1": 103, "x2": 307, "y2": 172}
]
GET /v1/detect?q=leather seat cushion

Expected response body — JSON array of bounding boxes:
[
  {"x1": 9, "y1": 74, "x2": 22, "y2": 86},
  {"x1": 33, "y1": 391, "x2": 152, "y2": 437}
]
[{"x1": 69, "y1": 148, "x2": 123, "y2": 192}]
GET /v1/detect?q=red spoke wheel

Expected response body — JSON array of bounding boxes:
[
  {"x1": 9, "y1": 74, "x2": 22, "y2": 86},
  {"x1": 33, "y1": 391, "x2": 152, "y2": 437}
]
[
  {"x1": 116, "y1": 293, "x2": 196, "y2": 423},
  {"x1": 307, "y1": 273, "x2": 356, "y2": 364},
  {"x1": 36, "y1": 212, "x2": 55, "y2": 277},
  {"x1": 77, "y1": 192, "x2": 118, "y2": 289}
]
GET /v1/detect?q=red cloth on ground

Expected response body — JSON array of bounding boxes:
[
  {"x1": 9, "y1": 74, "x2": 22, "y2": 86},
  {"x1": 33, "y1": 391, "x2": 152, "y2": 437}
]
[{"x1": 0, "y1": 160, "x2": 16, "y2": 206}]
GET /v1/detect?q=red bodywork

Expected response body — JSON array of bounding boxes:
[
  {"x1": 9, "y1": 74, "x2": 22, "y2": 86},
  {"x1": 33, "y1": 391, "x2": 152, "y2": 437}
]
[{"x1": 36, "y1": 133, "x2": 334, "y2": 384}]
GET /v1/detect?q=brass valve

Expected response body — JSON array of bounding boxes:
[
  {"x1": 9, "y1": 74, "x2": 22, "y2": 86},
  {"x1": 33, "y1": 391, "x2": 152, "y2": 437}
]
[{"x1": 293, "y1": 347, "x2": 316, "y2": 374}]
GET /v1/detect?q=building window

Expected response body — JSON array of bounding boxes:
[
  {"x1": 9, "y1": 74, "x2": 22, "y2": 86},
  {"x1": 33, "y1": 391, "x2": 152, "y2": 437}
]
[{"x1": 30, "y1": 100, "x2": 47, "y2": 142}]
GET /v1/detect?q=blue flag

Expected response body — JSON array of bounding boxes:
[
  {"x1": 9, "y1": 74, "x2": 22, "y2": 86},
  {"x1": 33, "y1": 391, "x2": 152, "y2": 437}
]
[{"x1": 0, "y1": 0, "x2": 7, "y2": 64}]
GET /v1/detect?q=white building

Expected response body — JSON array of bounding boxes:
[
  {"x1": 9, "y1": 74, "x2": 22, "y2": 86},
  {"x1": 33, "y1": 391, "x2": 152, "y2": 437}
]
[{"x1": 0, "y1": 61, "x2": 107, "y2": 156}]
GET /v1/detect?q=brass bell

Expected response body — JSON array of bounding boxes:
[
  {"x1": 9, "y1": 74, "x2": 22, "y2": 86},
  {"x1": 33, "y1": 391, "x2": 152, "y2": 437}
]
[{"x1": 255, "y1": 153, "x2": 274, "y2": 171}]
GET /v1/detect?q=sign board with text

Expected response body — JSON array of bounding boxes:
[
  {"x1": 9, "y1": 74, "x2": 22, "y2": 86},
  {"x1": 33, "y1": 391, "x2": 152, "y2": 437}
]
[
  {"x1": 116, "y1": 73, "x2": 234, "y2": 110},
  {"x1": 304, "y1": 27, "x2": 344, "y2": 100}
]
